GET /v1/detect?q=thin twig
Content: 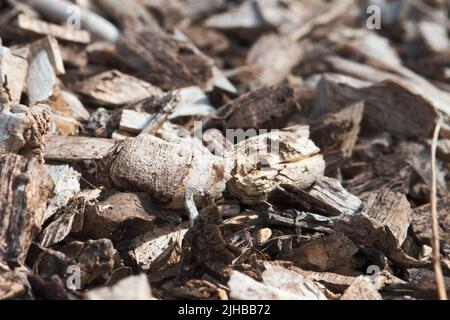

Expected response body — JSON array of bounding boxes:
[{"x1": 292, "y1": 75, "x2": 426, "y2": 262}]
[{"x1": 431, "y1": 117, "x2": 447, "y2": 300}]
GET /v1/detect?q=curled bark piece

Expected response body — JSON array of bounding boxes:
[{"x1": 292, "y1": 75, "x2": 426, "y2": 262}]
[
  {"x1": 0, "y1": 154, "x2": 54, "y2": 266},
  {"x1": 227, "y1": 126, "x2": 325, "y2": 205},
  {"x1": 0, "y1": 103, "x2": 51, "y2": 163}
]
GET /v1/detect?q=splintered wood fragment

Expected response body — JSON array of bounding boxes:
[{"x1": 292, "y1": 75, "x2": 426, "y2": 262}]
[
  {"x1": 39, "y1": 189, "x2": 101, "y2": 247},
  {"x1": 16, "y1": 14, "x2": 91, "y2": 44},
  {"x1": 315, "y1": 74, "x2": 439, "y2": 138},
  {"x1": 227, "y1": 126, "x2": 325, "y2": 205},
  {"x1": 246, "y1": 34, "x2": 303, "y2": 88},
  {"x1": 26, "y1": 50, "x2": 58, "y2": 105},
  {"x1": 85, "y1": 274, "x2": 155, "y2": 300},
  {"x1": 139, "y1": 92, "x2": 179, "y2": 136},
  {"x1": 344, "y1": 151, "x2": 413, "y2": 199},
  {"x1": 169, "y1": 86, "x2": 214, "y2": 120},
  {"x1": 335, "y1": 191, "x2": 425, "y2": 267},
  {"x1": 28, "y1": 36, "x2": 65, "y2": 75},
  {"x1": 281, "y1": 176, "x2": 363, "y2": 216},
  {"x1": 337, "y1": 190, "x2": 412, "y2": 247},
  {"x1": 0, "y1": 104, "x2": 51, "y2": 163},
  {"x1": 311, "y1": 102, "x2": 364, "y2": 170},
  {"x1": 228, "y1": 269, "x2": 326, "y2": 300},
  {"x1": 0, "y1": 46, "x2": 28, "y2": 104},
  {"x1": 116, "y1": 30, "x2": 212, "y2": 91},
  {"x1": 77, "y1": 70, "x2": 162, "y2": 107},
  {"x1": 287, "y1": 233, "x2": 358, "y2": 271},
  {"x1": 28, "y1": 0, "x2": 120, "y2": 42},
  {"x1": 44, "y1": 164, "x2": 81, "y2": 221},
  {"x1": 261, "y1": 205, "x2": 334, "y2": 233},
  {"x1": 205, "y1": 85, "x2": 299, "y2": 130},
  {"x1": 127, "y1": 224, "x2": 188, "y2": 272},
  {"x1": 411, "y1": 196, "x2": 450, "y2": 246},
  {"x1": 44, "y1": 136, "x2": 115, "y2": 161},
  {"x1": 340, "y1": 276, "x2": 382, "y2": 300},
  {"x1": 400, "y1": 142, "x2": 447, "y2": 197},
  {"x1": 35, "y1": 239, "x2": 115, "y2": 289},
  {"x1": 0, "y1": 154, "x2": 54, "y2": 266}
]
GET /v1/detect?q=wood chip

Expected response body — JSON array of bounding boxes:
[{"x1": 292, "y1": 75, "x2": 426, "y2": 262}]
[{"x1": 0, "y1": 154, "x2": 54, "y2": 266}]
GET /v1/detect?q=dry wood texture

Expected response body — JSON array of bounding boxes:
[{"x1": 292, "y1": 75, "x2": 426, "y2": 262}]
[{"x1": 0, "y1": 0, "x2": 450, "y2": 302}]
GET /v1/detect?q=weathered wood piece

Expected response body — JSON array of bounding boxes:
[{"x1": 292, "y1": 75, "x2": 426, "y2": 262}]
[
  {"x1": 340, "y1": 276, "x2": 382, "y2": 300},
  {"x1": 39, "y1": 189, "x2": 101, "y2": 247},
  {"x1": 16, "y1": 14, "x2": 91, "y2": 44},
  {"x1": 205, "y1": 85, "x2": 299, "y2": 130},
  {"x1": 110, "y1": 135, "x2": 229, "y2": 209},
  {"x1": 337, "y1": 190, "x2": 412, "y2": 247},
  {"x1": 0, "y1": 46, "x2": 28, "y2": 105},
  {"x1": 0, "y1": 154, "x2": 54, "y2": 266},
  {"x1": 44, "y1": 136, "x2": 115, "y2": 161},
  {"x1": 116, "y1": 30, "x2": 213, "y2": 91},
  {"x1": 0, "y1": 104, "x2": 51, "y2": 163},
  {"x1": 281, "y1": 176, "x2": 363, "y2": 216},
  {"x1": 227, "y1": 126, "x2": 325, "y2": 205},
  {"x1": 26, "y1": 50, "x2": 57, "y2": 105},
  {"x1": 228, "y1": 268, "x2": 326, "y2": 300},
  {"x1": 246, "y1": 34, "x2": 303, "y2": 88},
  {"x1": 81, "y1": 192, "x2": 159, "y2": 241},
  {"x1": 411, "y1": 196, "x2": 450, "y2": 246},
  {"x1": 311, "y1": 102, "x2": 364, "y2": 170},
  {"x1": 28, "y1": 36, "x2": 65, "y2": 75},
  {"x1": 261, "y1": 206, "x2": 335, "y2": 233},
  {"x1": 44, "y1": 164, "x2": 81, "y2": 221},
  {"x1": 127, "y1": 224, "x2": 188, "y2": 272},
  {"x1": 286, "y1": 233, "x2": 358, "y2": 271},
  {"x1": 315, "y1": 74, "x2": 439, "y2": 138},
  {"x1": 77, "y1": 70, "x2": 162, "y2": 108}
]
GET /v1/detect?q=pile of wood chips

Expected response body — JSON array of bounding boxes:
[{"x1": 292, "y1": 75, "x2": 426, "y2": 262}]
[{"x1": 1, "y1": 0, "x2": 450, "y2": 300}]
